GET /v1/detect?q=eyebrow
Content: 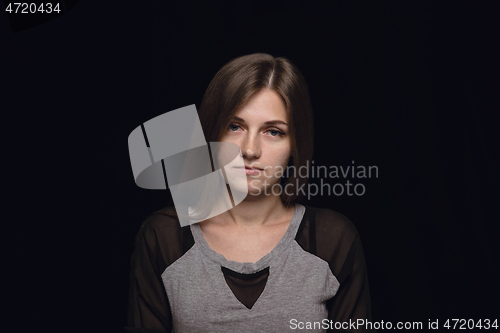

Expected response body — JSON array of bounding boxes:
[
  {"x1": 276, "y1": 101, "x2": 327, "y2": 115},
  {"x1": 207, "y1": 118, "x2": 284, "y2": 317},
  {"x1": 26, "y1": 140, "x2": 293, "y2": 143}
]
[{"x1": 232, "y1": 116, "x2": 288, "y2": 126}]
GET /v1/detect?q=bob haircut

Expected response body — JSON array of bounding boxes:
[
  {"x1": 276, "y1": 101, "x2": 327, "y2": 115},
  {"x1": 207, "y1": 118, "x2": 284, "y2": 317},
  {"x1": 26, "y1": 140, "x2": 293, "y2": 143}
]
[{"x1": 198, "y1": 53, "x2": 314, "y2": 207}]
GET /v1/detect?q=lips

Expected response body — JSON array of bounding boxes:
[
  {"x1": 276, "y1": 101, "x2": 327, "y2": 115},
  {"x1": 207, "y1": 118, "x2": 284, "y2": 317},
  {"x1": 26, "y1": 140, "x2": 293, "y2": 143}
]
[
  {"x1": 233, "y1": 165, "x2": 263, "y2": 175},
  {"x1": 244, "y1": 165, "x2": 263, "y2": 170}
]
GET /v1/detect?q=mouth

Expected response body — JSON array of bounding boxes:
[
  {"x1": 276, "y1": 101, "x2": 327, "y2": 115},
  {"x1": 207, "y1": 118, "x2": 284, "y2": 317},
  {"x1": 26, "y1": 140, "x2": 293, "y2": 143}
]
[
  {"x1": 244, "y1": 165, "x2": 263, "y2": 170},
  {"x1": 233, "y1": 165, "x2": 263, "y2": 175}
]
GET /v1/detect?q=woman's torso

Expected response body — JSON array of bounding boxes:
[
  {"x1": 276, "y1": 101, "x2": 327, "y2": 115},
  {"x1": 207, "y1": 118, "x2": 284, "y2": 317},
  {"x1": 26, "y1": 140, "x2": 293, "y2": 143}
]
[{"x1": 160, "y1": 203, "x2": 340, "y2": 332}]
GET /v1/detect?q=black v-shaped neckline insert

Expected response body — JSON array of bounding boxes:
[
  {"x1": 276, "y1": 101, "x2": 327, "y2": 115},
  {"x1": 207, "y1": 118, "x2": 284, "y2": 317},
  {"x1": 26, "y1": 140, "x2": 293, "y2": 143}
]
[{"x1": 221, "y1": 266, "x2": 270, "y2": 309}]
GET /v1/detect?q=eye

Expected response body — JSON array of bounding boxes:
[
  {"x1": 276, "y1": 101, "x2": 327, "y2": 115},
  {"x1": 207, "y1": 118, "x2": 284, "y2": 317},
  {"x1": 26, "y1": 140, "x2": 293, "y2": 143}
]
[
  {"x1": 267, "y1": 129, "x2": 286, "y2": 137},
  {"x1": 228, "y1": 123, "x2": 241, "y2": 132}
]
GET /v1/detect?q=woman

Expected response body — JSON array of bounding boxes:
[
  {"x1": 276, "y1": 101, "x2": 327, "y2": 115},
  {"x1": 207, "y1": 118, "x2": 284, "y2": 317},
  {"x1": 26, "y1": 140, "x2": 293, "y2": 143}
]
[{"x1": 126, "y1": 53, "x2": 373, "y2": 332}]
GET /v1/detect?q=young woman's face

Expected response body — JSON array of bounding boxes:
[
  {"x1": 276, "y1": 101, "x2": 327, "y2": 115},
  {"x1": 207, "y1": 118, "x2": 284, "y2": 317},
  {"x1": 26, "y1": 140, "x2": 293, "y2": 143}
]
[{"x1": 220, "y1": 89, "x2": 292, "y2": 197}]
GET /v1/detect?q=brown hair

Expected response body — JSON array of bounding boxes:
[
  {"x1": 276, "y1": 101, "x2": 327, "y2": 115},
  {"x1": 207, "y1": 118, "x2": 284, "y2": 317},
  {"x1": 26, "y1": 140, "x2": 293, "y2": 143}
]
[{"x1": 198, "y1": 53, "x2": 314, "y2": 207}]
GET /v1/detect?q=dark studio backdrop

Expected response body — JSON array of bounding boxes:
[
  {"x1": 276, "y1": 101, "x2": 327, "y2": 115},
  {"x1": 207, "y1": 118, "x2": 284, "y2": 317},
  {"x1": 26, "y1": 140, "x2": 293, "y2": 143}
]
[{"x1": 2, "y1": 1, "x2": 498, "y2": 332}]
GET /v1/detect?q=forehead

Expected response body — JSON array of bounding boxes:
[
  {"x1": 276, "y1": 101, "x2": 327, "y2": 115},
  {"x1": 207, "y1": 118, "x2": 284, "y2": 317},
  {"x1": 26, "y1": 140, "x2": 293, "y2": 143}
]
[{"x1": 234, "y1": 89, "x2": 288, "y2": 123}]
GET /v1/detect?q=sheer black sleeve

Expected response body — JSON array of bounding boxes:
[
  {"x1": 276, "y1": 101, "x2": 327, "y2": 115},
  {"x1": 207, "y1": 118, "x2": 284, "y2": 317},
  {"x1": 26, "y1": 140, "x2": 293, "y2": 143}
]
[
  {"x1": 125, "y1": 208, "x2": 194, "y2": 333},
  {"x1": 325, "y1": 233, "x2": 373, "y2": 332},
  {"x1": 296, "y1": 205, "x2": 374, "y2": 332}
]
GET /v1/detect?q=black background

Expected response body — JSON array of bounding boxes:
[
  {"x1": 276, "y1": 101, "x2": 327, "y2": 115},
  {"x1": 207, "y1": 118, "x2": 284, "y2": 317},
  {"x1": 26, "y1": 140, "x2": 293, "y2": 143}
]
[{"x1": 2, "y1": 1, "x2": 498, "y2": 332}]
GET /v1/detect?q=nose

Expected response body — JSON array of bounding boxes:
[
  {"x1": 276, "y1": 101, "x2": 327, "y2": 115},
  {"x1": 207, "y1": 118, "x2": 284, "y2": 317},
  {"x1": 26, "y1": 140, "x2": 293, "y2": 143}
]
[{"x1": 240, "y1": 133, "x2": 261, "y2": 159}]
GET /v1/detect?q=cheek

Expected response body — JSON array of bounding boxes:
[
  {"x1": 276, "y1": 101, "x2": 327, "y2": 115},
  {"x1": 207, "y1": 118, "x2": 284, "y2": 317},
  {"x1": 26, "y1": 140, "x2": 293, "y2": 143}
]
[{"x1": 266, "y1": 146, "x2": 292, "y2": 169}]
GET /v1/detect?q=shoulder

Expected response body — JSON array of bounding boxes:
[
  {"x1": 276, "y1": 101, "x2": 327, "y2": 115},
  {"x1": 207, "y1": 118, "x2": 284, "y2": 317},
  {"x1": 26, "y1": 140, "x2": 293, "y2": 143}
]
[
  {"x1": 298, "y1": 204, "x2": 360, "y2": 258},
  {"x1": 302, "y1": 205, "x2": 359, "y2": 240},
  {"x1": 309, "y1": 205, "x2": 359, "y2": 242},
  {"x1": 138, "y1": 206, "x2": 182, "y2": 239},
  {"x1": 300, "y1": 205, "x2": 363, "y2": 281},
  {"x1": 134, "y1": 206, "x2": 194, "y2": 265}
]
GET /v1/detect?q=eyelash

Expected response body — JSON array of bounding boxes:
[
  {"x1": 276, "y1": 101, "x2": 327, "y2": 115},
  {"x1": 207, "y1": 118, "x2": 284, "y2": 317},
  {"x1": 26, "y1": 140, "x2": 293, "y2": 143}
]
[{"x1": 228, "y1": 123, "x2": 286, "y2": 137}]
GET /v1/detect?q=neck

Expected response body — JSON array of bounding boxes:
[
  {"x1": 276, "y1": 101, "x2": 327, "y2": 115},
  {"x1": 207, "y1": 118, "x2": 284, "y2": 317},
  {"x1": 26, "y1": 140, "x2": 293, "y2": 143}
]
[{"x1": 218, "y1": 194, "x2": 292, "y2": 228}]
